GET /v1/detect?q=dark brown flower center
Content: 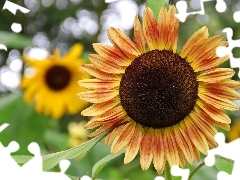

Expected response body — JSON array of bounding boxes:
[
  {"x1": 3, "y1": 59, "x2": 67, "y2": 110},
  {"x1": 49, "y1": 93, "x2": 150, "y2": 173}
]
[
  {"x1": 119, "y1": 50, "x2": 198, "y2": 128},
  {"x1": 45, "y1": 65, "x2": 71, "y2": 91}
]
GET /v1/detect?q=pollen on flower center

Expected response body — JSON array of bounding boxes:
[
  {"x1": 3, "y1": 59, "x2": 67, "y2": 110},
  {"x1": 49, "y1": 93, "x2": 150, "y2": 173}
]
[
  {"x1": 45, "y1": 65, "x2": 71, "y2": 91},
  {"x1": 119, "y1": 50, "x2": 199, "y2": 128}
]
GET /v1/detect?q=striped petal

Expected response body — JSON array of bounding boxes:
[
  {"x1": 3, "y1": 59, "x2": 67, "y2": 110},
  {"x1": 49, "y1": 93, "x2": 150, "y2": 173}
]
[
  {"x1": 197, "y1": 68, "x2": 235, "y2": 83},
  {"x1": 158, "y1": 5, "x2": 179, "y2": 52},
  {"x1": 108, "y1": 28, "x2": 140, "y2": 56},
  {"x1": 81, "y1": 64, "x2": 120, "y2": 80},
  {"x1": 165, "y1": 128, "x2": 179, "y2": 166},
  {"x1": 217, "y1": 79, "x2": 240, "y2": 89},
  {"x1": 77, "y1": 89, "x2": 119, "y2": 103},
  {"x1": 173, "y1": 126, "x2": 194, "y2": 164},
  {"x1": 81, "y1": 98, "x2": 120, "y2": 116},
  {"x1": 195, "y1": 100, "x2": 231, "y2": 124},
  {"x1": 180, "y1": 26, "x2": 208, "y2": 60},
  {"x1": 89, "y1": 54, "x2": 124, "y2": 74},
  {"x1": 78, "y1": 79, "x2": 120, "y2": 89},
  {"x1": 140, "y1": 128, "x2": 154, "y2": 170},
  {"x1": 124, "y1": 123, "x2": 143, "y2": 164},
  {"x1": 134, "y1": 15, "x2": 146, "y2": 53},
  {"x1": 153, "y1": 129, "x2": 166, "y2": 174},
  {"x1": 93, "y1": 43, "x2": 132, "y2": 66},
  {"x1": 182, "y1": 116, "x2": 208, "y2": 154},
  {"x1": 198, "y1": 91, "x2": 239, "y2": 111},
  {"x1": 111, "y1": 121, "x2": 136, "y2": 154},
  {"x1": 199, "y1": 84, "x2": 240, "y2": 100},
  {"x1": 143, "y1": 7, "x2": 160, "y2": 50}
]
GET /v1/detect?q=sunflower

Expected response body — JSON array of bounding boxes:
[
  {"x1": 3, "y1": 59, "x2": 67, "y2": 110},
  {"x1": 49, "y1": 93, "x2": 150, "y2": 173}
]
[
  {"x1": 21, "y1": 44, "x2": 90, "y2": 119},
  {"x1": 68, "y1": 121, "x2": 89, "y2": 147},
  {"x1": 78, "y1": 6, "x2": 240, "y2": 174}
]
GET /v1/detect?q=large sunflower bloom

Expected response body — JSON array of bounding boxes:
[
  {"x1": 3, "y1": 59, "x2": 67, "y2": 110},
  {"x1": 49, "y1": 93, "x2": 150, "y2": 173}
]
[
  {"x1": 21, "y1": 44, "x2": 89, "y2": 119},
  {"x1": 78, "y1": 6, "x2": 240, "y2": 174}
]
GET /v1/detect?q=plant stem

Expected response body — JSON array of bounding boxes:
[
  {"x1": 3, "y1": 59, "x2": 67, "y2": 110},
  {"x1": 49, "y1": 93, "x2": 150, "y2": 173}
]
[
  {"x1": 189, "y1": 162, "x2": 205, "y2": 180},
  {"x1": 165, "y1": 162, "x2": 172, "y2": 180}
]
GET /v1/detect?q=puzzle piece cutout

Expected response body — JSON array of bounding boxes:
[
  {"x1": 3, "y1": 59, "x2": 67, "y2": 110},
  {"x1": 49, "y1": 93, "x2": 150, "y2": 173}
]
[
  {"x1": 204, "y1": 132, "x2": 240, "y2": 180},
  {"x1": 175, "y1": 0, "x2": 227, "y2": 22},
  {"x1": 154, "y1": 165, "x2": 190, "y2": 180},
  {"x1": 0, "y1": 123, "x2": 71, "y2": 180},
  {"x1": 2, "y1": 0, "x2": 30, "y2": 33},
  {"x1": 215, "y1": 27, "x2": 240, "y2": 77}
]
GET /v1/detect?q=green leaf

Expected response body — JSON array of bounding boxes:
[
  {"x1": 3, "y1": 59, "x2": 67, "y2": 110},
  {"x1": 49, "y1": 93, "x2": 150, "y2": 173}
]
[
  {"x1": 215, "y1": 155, "x2": 234, "y2": 174},
  {"x1": 42, "y1": 130, "x2": 109, "y2": 171},
  {"x1": 146, "y1": 0, "x2": 169, "y2": 19},
  {"x1": 0, "y1": 92, "x2": 49, "y2": 155},
  {"x1": 12, "y1": 155, "x2": 33, "y2": 164},
  {"x1": 0, "y1": 31, "x2": 32, "y2": 49},
  {"x1": 92, "y1": 150, "x2": 125, "y2": 180}
]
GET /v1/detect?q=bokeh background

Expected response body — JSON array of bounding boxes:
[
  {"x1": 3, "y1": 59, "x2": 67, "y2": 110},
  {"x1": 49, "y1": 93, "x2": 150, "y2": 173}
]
[{"x1": 0, "y1": 0, "x2": 240, "y2": 179}]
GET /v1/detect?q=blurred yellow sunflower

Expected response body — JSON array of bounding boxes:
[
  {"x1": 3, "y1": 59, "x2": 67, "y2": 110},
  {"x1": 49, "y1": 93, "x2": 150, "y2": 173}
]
[
  {"x1": 228, "y1": 121, "x2": 240, "y2": 142},
  {"x1": 21, "y1": 44, "x2": 90, "y2": 119},
  {"x1": 78, "y1": 6, "x2": 240, "y2": 174},
  {"x1": 68, "y1": 121, "x2": 89, "y2": 147}
]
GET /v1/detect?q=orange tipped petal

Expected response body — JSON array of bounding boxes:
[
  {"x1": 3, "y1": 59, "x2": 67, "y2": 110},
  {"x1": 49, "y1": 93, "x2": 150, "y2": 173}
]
[
  {"x1": 81, "y1": 64, "x2": 120, "y2": 80},
  {"x1": 163, "y1": 128, "x2": 179, "y2": 166},
  {"x1": 173, "y1": 126, "x2": 195, "y2": 164},
  {"x1": 182, "y1": 116, "x2": 209, "y2": 154},
  {"x1": 77, "y1": 89, "x2": 119, "y2": 103},
  {"x1": 124, "y1": 123, "x2": 143, "y2": 164},
  {"x1": 195, "y1": 100, "x2": 231, "y2": 124},
  {"x1": 143, "y1": 7, "x2": 160, "y2": 50},
  {"x1": 81, "y1": 98, "x2": 120, "y2": 116},
  {"x1": 89, "y1": 54, "x2": 124, "y2": 74},
  {"x1": 111, "y1": 121, "x2": 136, "y2": 154},
  {"x1": 200, "y1": 84, "x2": 240, "y2": 100},
  {"x1": 134, "y1": 15, "x2": 146, "y2": 53},
  {"x1": 198, "y1": 92, "x2": 239, "y2": 111},
  {"x1": 140, "y1": 128, "x2": 154, "y2": 170},
  {"x1": 152, "y1": 129, "x2": 166, "y2": 175},
  {"x1": 217, "y1": 79, "x2": 240, "y2": 89},
  {"x1": 78, "y1": 79, "x2": 120, "y2": 89},
  {"x1": 108, "y1": 27, "x2": 140, "y2": 56},
  {"x1": 180, "y1": 26, "x2": 208, "y2": 60},
  {"x1": 197, "y1": 68, "x2": 235, "y2": 83},
  {"x1": 93, "y1": 43, "x2": 132, "y2": 66}
]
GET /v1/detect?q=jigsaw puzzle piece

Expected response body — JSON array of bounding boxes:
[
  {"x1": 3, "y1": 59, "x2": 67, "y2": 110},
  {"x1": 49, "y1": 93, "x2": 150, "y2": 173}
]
[{"x1": 175, "y1": 0, "x2": 227, "y2": 22}]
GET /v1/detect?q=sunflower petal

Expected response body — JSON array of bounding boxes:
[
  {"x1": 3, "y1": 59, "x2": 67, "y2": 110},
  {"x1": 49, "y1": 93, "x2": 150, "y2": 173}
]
[
  {"x1": 108, "y1": 28, "x2": 140, "y2": 56},
  {"x1": 89, "y1": 54, "x2": 125, "y2": 74},
  {"x1": 195, "y1": 100, "x2": 231, "y2": 124},
  {"x1": 180, "y1": 26, "x2": 208, "y2": 60},
  {"x1": 81, "y1": 98, "x2": 120, "y2": 116},
  {"x1": 140, "y1": 128, "x2": 154, "y2": 170},
  {"x1": 64, "y1": 43, "x2": 83, "y2": 60},
  {"x1": 78, "y1": 79, "x2": 120, "y2": 89},
  {"x1": 197, "y1": 68, "x2": 235, "y2": 82},
  {"x1": 93, "y1": 43, "x2": 131, "y2": 66},
  {"x1": 81, "y1": 64, "x2": 120, "y2": 80},
  {"x1": 111, "y1": 121, "x2": 136, "y2": 154},
  {"x1": 173, "y1": 126, "x2": 194, "y2": 164},
  {"x1": 124, "y1": 123, "x2": 143, "y2": 164},
  {"x1": 134, "y1": 15, "x2": 146, "y2": 53},
  {"x1": 198, "y1": 92, "x2": 239, "y2": 111},
  {"x1": 77, "y1": 89, "x2": 119, "y2": 103},
  {"x1": 153, "y1": 129, "x2": 166, "y2": 175},
  {"x1": 143, "y1": 7, "x2": 160, "y2": 50},
  {"x1": 182, "y1": 116, "x2": 208, "y2": 154}
]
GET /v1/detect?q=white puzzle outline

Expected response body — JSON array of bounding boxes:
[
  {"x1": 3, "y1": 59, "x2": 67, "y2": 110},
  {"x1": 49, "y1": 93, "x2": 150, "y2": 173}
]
[
  {"x1": 0, "y1": 123, "x2": 71, "y2": 180},
  {"x1": 204, "y1": 133, "x2": 240, "y2": 180},
  {"x1": 175, "y1": 0, "x2": 227, "y2": 22}
]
